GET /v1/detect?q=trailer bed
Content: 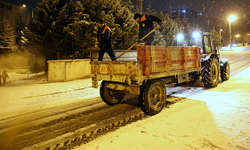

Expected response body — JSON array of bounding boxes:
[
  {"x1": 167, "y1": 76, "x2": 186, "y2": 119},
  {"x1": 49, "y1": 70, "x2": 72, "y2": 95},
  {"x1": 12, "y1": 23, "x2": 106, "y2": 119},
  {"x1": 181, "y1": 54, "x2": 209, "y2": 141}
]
[{"x1": 91, "y1": 46, "x2": 201, "y2": 83}]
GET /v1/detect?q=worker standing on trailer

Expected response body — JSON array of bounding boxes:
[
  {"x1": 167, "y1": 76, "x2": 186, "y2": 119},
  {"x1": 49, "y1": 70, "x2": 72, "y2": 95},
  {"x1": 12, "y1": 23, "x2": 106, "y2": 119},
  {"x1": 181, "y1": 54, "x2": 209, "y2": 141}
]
[
  {"x1": 134, "y1": 14, "x2": 162, "y2": 45},
  {"x1": 96, "y1": 19, "x2": 116, "y2": 61}
]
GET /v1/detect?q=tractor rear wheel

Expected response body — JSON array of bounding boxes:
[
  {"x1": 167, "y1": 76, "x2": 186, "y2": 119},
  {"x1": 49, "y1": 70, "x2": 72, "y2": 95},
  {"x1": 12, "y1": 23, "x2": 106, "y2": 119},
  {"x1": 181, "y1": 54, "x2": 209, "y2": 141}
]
[
  {"x1": 201, "y1": 57, "x2": 219, "y2": 88},
  {"x1": 100, "y1": 81, "x2": 125, "y2": 105}
]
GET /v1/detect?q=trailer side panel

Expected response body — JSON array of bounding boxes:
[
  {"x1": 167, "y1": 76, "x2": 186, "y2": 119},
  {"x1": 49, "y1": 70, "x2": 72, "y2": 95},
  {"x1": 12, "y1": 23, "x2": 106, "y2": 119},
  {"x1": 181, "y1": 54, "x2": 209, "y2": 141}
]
[{"x1": 137, "y1": 46, "x2": 201, "y2": 76}]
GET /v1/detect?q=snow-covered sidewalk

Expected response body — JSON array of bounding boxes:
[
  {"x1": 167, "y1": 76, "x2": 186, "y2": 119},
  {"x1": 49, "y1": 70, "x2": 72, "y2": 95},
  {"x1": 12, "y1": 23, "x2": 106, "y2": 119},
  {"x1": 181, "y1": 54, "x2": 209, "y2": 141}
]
[
  {"x1": 188, "y1": 68, "x2": 250, "y2": 149},
  {"x1": 0, "y1": 69, "x2": 100, "y2": 119}
]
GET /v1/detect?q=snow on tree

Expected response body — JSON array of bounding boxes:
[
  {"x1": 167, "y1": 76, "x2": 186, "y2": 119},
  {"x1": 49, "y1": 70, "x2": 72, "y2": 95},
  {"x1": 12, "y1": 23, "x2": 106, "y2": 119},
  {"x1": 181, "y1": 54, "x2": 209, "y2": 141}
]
[
  {"x1": 63, "y1": 1, "x2": 96, "y2": 56},
  {"x1": 0, "y1": 18, "x2": 15, "y2": 54},
  {"x1": 23, "y1": 0, "x2": 75, "y2": 60},
  {"x1": 154, "y1": 12, "x2": 180, "y2": 46},
  {"x1": 167, "y1": 5, "x2": 173, "y2": 19},
  {"x1": 79, "y1": 0, "x2": 138, "y2": 50},
  {"x1": 145, "y1": 1, "x2": 156, "y2": 15},
  {"x1": 210, "y1": 28, "x2": 220, "y2": 46},
  {"x1": 23, "y1": 0, "x2": 138, "y2": 59},
  {"x1": 142, "y1": 3, "x2": 181, "y2": 46},
  {"x1": 182, "y1": 15, "x2": 191, "y2": 35}
]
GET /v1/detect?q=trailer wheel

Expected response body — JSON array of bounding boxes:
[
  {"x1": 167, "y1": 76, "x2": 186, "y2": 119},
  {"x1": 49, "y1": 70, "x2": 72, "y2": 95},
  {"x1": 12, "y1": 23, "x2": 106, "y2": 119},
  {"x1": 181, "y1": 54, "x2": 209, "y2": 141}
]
[
  {"x1": 201, "y1": 57, "x2": 219, "y2": 88},
  {"x1": 220, "y1": 61, "x2": 230, "y2": 81},
  {"x1": 100, "y1": 81, "x2": 125, "y2": 105},
  {"x1": 140, "y1": 79, "x2": 166, "y2": 115}
]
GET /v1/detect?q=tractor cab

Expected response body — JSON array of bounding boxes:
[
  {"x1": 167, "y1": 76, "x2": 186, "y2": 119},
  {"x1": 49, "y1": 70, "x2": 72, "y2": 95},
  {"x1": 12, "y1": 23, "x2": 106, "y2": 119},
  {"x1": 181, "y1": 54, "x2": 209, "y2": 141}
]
[
  {"x1": 201, "y1": 32, "x2": 218, "y2": 54},
  {"x1": 177, "y1": 31, "x2": 219, "y2": 62}
]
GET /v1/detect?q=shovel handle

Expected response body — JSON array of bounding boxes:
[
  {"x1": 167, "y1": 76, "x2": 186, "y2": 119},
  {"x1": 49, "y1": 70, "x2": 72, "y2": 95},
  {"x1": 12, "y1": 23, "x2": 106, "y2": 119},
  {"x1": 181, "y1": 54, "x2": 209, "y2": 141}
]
[{"x1": 116, "y1": 20, "x2": 167, "y2": 59}]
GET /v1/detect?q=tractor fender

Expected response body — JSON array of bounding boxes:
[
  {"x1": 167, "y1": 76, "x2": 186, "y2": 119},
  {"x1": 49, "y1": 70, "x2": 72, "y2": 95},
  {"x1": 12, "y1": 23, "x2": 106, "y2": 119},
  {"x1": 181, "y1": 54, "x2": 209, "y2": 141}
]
[
  {"x1": 220, "y1": 59, "x2": 229, "y2": 68},
  {"x1": 201, "y1": 53, "x2": 219, "y2": 62},
  {"x1": 201, "y1": 54, "x2": 211, "y2": 62}
]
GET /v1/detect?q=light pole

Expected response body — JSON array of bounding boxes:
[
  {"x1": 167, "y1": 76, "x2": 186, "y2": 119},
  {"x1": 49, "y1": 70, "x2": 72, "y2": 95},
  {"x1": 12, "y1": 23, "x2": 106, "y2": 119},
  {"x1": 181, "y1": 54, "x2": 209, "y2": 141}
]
[
  {"x1": 136, "y1": 0, "x2": 144, "y2": 14},
  {"x1": 219, "y1": 29, "x2": 223, "y2": 48},
  {"x1": 22, "y1": 4, "x2": 35, "y2": 18},
  {"x1": 248, "y1": 34, "x2": 250, "y2": 44},
  {"x1": 219, "y1": 29, "x2": 223, "y2": 38},
  {"x1": 229, "y1": 15, "x2": 236, "y2": 50},
  {"x1": 235, "y1": 34, "x2": 240, "y2": 44}
]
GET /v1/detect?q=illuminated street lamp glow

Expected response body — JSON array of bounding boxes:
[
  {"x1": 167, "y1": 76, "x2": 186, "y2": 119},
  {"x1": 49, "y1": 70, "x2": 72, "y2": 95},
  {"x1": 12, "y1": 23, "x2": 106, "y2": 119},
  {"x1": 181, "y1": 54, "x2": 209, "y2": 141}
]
[
  {"x1": 235, "y1": 34, "x2": 240, "y2": 44},
  {"x1": 192, "y1": 31, "x2": 201, "y2": 39},
  {"x1": 177, "y1": 33, "x2": 184, "y2": 42},
  {"x1": 229, "y1": 15, "x2": 236, "y2": 51},
  {"x1": 22, "y1": 4, "x2": 35, "y2": 18},
  {"x1": 192, "y1": 31, "x2": 201, "y2": 46},
  {"x1": 229, "y1": 15, "x2": 236, "y2": 22},
  {"x1": 176, "y1": 33, "x2": 184, "y2": 46}
]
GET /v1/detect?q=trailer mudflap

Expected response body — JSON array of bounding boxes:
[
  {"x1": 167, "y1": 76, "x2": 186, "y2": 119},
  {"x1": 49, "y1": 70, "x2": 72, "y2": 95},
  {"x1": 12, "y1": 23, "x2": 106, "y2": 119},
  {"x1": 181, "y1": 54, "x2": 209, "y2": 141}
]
[{"x1": 92, "y1": 75, "x2": 98, "y2": 88}]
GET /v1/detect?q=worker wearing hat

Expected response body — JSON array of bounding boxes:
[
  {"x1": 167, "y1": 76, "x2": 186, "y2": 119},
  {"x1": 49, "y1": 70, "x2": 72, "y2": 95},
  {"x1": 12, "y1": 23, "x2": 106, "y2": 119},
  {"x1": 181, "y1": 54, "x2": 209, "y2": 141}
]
[
  {"x1": 96, "y1": 19, "x2": 116, "y2": 61},
  {"x1": 134, "y1": 14, "x2": 162, "y2": 45}
]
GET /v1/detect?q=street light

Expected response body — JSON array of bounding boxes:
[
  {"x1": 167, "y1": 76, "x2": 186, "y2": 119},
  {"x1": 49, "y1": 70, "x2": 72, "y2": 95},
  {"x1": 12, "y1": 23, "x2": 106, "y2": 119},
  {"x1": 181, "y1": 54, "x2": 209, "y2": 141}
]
[
  {"x1": 235, "y1": 34, "x2": 240, "y2": 44},
  {"x1": 176, "y1": 33, "x2": 184, "y2": 46},
  {"x1": 192, "y1": 31, "x2": 201, "y2": 46},
  {"x1": 219, "y1": 29, "x2": 223, "y2": 48},
  {"x1": 22, "y1": 4, "x2": 35, "y2": 18},
  {"x1": 229, "y1": 15, "x2": 236, "y2": 50}
]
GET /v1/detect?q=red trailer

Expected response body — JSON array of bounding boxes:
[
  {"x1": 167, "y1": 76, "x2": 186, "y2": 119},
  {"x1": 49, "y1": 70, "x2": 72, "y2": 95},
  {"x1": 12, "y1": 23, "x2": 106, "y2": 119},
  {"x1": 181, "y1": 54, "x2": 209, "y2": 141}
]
[
  {"x1": 90, "y1": 32, "x2": 230, "y2": 115},
  {"x1": 91, "y1": 45, "x2": 201, "y2": 115}
]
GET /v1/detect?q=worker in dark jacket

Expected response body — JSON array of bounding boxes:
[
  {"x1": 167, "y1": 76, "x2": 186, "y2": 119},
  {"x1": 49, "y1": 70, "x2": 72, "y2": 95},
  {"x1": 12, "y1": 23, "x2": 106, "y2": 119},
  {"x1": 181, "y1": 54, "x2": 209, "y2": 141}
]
[
  {"x1": 134, "y1": 14, "x2": 162, "y2": 45},
  {"x1": 96, "y1": 19, "x2": 116, "y2": 61}
]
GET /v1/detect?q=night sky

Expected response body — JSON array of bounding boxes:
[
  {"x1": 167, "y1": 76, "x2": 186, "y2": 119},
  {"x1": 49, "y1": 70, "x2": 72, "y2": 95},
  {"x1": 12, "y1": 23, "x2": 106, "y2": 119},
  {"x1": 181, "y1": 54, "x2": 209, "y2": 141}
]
[
  {"x1": 4, "y1": 0, "x2": 250, "y2": 33},
  {"x1": 4, "y1": 0, "x2": 250, "y2": 19},
  {"x1": 131, "y1": 0, "x2": 250, "y2": 20},
  {"x1": 4, "y1": 0, "x2": 249, "y2": 20}
]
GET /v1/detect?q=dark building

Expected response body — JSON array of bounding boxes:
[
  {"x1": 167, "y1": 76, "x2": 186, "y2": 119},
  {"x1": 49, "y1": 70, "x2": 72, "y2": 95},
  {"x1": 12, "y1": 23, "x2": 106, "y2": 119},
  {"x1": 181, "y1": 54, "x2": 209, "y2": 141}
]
[
  {"x1": 0, "y1": 1, "x2": 34, "y2": 46},
  {"x1": 0, "y1": 1, "x2": 19, "y2": 44},
  {"x1": 170, "y1": 9, "x2": 213, "y2": 32}
]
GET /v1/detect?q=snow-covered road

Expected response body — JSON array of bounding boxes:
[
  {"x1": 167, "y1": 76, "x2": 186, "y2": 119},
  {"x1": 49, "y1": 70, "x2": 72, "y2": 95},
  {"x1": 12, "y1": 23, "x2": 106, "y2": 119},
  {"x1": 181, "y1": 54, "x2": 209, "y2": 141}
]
[
  {"x1": 0, "y1": 50, "x2": 250, "y2": 149},
  {"x1": 76, "y1": 50, "x2": 250, "y2": 150}
]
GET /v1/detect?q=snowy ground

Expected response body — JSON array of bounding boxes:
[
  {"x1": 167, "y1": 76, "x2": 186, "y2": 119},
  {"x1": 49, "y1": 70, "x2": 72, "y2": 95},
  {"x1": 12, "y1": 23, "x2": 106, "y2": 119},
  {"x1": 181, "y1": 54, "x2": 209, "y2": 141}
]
[
  {"x1": 74, "y1": 68, "x2": 250, "y2": 150},
  {"x1": 1, "y1": 65, "x2": 250, "y2": 149},
  {"x1": 0, "y1": 68, "x2": 100, "y2": 119}
]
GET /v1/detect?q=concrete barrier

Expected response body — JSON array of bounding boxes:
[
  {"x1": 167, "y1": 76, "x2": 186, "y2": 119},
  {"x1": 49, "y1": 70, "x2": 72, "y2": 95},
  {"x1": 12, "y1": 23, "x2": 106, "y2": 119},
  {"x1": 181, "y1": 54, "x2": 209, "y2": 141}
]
[{"x1": 47, "y1": 59, "x2": 91, "y2": 82}]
